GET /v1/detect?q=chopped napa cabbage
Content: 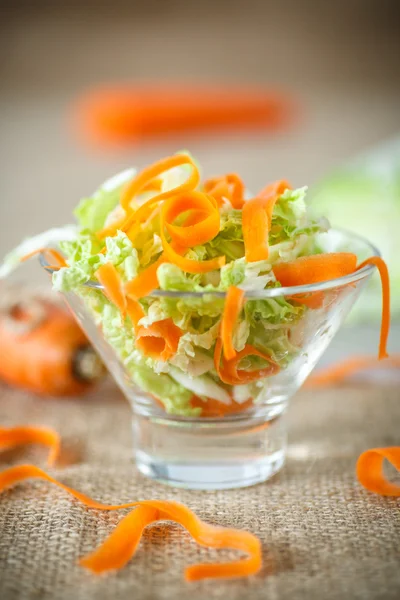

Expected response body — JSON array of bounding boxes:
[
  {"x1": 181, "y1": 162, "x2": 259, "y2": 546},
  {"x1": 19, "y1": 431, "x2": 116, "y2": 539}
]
[{"x1": 74, "y1": 168, "x2": 135, "y2": 232}]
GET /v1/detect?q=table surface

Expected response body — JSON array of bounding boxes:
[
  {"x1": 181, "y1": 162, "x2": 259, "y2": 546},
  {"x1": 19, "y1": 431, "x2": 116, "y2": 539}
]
[{"x1": 0, "y1": 377, "x2": 399, "y2": 600}]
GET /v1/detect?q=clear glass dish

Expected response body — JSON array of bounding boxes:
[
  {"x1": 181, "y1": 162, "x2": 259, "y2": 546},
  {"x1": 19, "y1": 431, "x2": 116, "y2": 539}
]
[{"x1": 40, "y1": 228, "x2": 378, "y2": 490}]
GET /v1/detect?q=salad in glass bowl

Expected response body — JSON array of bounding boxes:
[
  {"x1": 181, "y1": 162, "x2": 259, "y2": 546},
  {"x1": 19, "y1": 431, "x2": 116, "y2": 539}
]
[{"x1": 2, "y1": 152, "x2": 389, "y2": 489}]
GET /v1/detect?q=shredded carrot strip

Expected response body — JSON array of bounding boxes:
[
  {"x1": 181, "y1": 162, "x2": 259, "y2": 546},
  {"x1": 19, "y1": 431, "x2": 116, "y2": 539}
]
[
  {"x1": 161, "y1": 240, "x2": 225, "y2": 274},
  {"x1": 0, "y1": 426, "x2": 60, "y2": 466},
  {"x1": 125, "y1": 254, "x2": 166, "y2": 299},
  {"x1": 273, "y1": 253, "x2": 358, "y2": 286},
  {"x1": 305, "y1": 355, "x2": 400, "y2": 389},
  {"x1": 163, "y1": 192, "x2": 220, "y2": 247},
  {"x1": 126, "y1": 297, "x2": 145, "y2": 330},
  {"x1": 221, "y1": 286, "x2": 245, "y2": 360},
  {"x1": 135, "y1": 318, "x2": 182, "y2": 361},
  {"x1": 0, "y1": 464, "x2": 262, "y2": 580},
  {"x1": 214, "y1": 337, "x2": 279, "y2": 385},
  {"x1": 159, "y1": 192, "x2": 225, "y2": 274},
  {"x1": 20, "y1": 248, "x2": 67, "y2": 269},
  {"x1": 356, "y1": 447, "x2": 400, "y2": 497},
  {"x1": 98, "y1": 155, "x2": 200, "y2": 241},
  {"x1": 242, "y1": 180, "x2": 291, "y2": 262},
  {"x1": 204, "y1": 174, "x2": 245, "y2": 209},
  {"x1": 120, "y1": 154, "x2": 200, "y2": 212},
  {"x1": 95, "y1": 262, "x2": 127, "y2": 315},
  {"x1": 356, "y1": 257, "x2": 390, "y2": 360}
]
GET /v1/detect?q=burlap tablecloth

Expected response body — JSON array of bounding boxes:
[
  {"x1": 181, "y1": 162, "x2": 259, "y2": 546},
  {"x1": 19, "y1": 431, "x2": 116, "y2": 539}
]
[{"x1": 0, "y1": 380, "x2": 399, "y2": 600}]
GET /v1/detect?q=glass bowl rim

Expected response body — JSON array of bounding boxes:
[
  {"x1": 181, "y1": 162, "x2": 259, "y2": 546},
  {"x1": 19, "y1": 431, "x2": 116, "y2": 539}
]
[{"x1": 39, "y1": 227, "x2": 380, "y2": 299}]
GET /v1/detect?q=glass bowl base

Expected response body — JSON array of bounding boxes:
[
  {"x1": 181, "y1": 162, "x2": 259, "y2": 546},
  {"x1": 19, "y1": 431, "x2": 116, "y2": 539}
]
[
  {"x1": 132, "y1": 410, "x2": 287, "y2": 490},
  {"x1": 136, "y1": 448, "x2": 285, "y2": 490}
]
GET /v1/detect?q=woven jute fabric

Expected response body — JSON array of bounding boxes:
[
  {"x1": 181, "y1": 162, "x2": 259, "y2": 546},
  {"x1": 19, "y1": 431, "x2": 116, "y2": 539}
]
[{"x1": 0, "y1": 380, "x2": 399, "y2": 600}]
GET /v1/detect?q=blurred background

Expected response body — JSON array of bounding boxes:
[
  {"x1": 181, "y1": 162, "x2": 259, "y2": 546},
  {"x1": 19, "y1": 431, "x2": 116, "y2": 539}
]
[{"x1": 1, "y1": 0, "x2": 399, "y2": 363}]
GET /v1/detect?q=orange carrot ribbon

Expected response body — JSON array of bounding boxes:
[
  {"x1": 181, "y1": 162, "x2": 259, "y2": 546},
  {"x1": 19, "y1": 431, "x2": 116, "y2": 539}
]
[
  {"x1": 0, "y1": 464, "x2": 262, "y2": 581},
  {"x1": 273, "y1": 253, "x2": 358, "y2": 286},
  {"x1": 135, "y1": 318, "x2": 182, "y2": 361},
  {"x1": 242, "y1": 180, "x2": 291, "y2": 262},
  {"x1": 95, "y1": 262, "x2": 127, "y2": 315},
  {"x1": 356, "y1": 448, "x2": 400, "y2": 497},
  {"x1": 214, "y1": 337, "x2": 279, "y2": 385},
  {"x1": 0, "y1": 426, "x2": 60, "y2": 466},
  {"x1": 305, "y1": 355, "x2": 400, "y2": 389},
  {"x1": 356, "y1": 257, "x2": 390, "y2": 360},
  {"x1": 204, "y1": 174, "x2": 245, "y2": 209},
  {"x1": 160, "y1": 192, "x2": 225, "y2": 274},
  {"x1": 220, "y1": 286, "x2": 245, "y2": 360},
  {"x1": 20, "y1": 248, "x2": 67, "y2": 270}
]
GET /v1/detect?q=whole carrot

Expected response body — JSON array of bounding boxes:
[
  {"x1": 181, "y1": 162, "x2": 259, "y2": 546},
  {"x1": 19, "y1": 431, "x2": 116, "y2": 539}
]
[
  {"x1": 0, "y1": 299, "x2": 104, "y2": 396},
  {"x1": 73, "y1": 84, "x2": 296, "y2": 146}
]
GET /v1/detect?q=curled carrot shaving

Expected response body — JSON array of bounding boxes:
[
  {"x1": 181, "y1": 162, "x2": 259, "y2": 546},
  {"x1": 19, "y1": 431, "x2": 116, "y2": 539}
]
[
  {"x1": 0, "y1": 464, "x2": 262, "y2": 580},
  {"x1": 204, "y1": 174, "x2": 245, "y2": 209},
  {"x1": 163, "y1": 192, "x2": 220, "y2": 247},
  {"x1": 273, "y1": 253, "x2": 358, "y2": 286},
  {"x1": 135, "y1": 318, "x2": 182, "y2": 361},
  {"x1": 356, "y1": 257, "x2": 390, "y2": 360},
  {"x1": 356, "y1": 447, "x2": 400, "y2": 496},
  {"x1": 120, "y1": 154, "x2": 200, "y2": 213},
  {"x1": 20, "y1": 248, "x2": 67, "y2": 269},
  {"x1": 242, "y1": 180, "x2": 291, "y2": 262},
  {"x1": 159, "y1": 192, "x2": 225, "y2": 274},
  {"x1": 125, "y1": 254, "x2": 166, "y2": 299},
  {"x1": 161, "y1": 240, "x2": 225, "y2": 274},
  {"x1": 221, "y1": 286, "x2": 245, "y2": 360},
  {"x1": 0, "y1": 426, "x2": 60, "y2": 466},
  {"x1": 214, "y1": 337, "x2": 279, "y2": 385},
  {"x1": 305, "y1": 355, "x2": 400, "y2": 389},
  {"x1": 95, "y1": 262, "x2": 127, "y2": 315}
]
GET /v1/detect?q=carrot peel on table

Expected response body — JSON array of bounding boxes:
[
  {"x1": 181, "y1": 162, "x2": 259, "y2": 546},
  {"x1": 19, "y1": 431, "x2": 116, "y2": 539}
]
[
  {"x1": 305, "y1": 355, "x2": 400, "y2": 389},
  {"x1": 0, "y1": 426, "x2": 60, "y2": 466},
  {"x1": 356, "y1": 447, "x2": 400, "y2": 497},
  {"x1": 0, "y1": 464, "x2": 262, "y2": 581}
]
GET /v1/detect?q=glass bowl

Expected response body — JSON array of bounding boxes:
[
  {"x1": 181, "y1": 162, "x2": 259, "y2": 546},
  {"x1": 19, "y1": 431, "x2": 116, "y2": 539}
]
[{"x1": 40, "y1": 229, "x2": 379, "y2": 490}]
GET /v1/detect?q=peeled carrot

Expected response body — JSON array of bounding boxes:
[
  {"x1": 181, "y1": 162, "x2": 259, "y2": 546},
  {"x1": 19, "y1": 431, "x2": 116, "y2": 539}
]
[
  {"x1": 273, "y1": 253, "x2": 358, "y2": 286},
  {"x1": 214, "y1": 337, "x2": 279, "y2": 385},
  {"x1": 95, "y1": 262, "x2": 127, "y2": 315},
  {"x1": 305, "y1": 355, "x2": 400, "y2": 389},
  {"x1": 204, "y1": 174, "x2": 245, "y2": 209},
  {"x1": 74, "y1": 84, "x2": 295, "y2": 146},
  {"x1": 0, "y1": 301, "x2": 103, "y2": 396},
  {"x1": 356, "y1": 257, "x2": 390, "y2": 360},
  {"x1": 242, "y1": 180, "x2": 291, "y2": 262},
  {"x1": 0, "y1": 464, "x2": 262, "y2": 580},
  {"x1": 221, "y1": 286, "x2": 245, "y2": 361},
  {"x1": 135, "y1": 318, "x2": 182, "y2": 361},
  {"x1": 0, "y1": 426, "x2": 60, "y2": 466},
  {"x1": 356, "y1": 447, "x2": 400, "y2": 496}
]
